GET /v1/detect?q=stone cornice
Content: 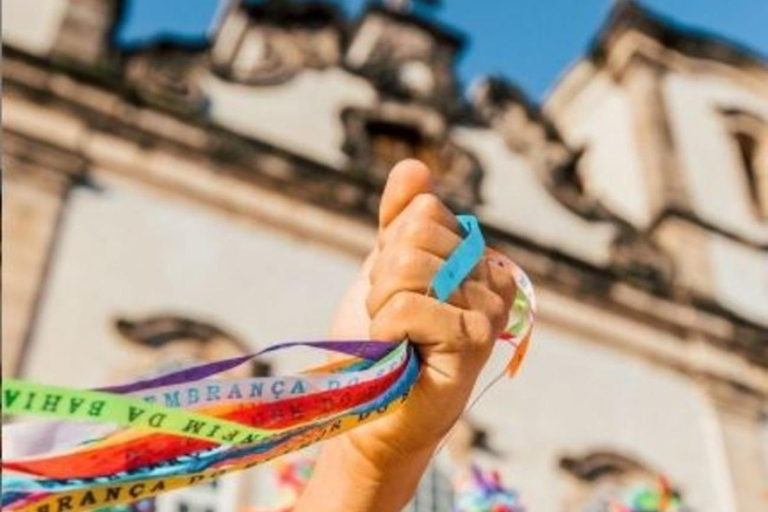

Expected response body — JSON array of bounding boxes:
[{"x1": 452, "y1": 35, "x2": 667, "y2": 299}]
[{"x1": 591, "y1": 1, "x2": 768, "y2": 78}]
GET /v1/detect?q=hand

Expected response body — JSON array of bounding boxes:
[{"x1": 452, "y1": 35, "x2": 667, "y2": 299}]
[
  {"x1": 344, "y1": 159, "x2": 516, "y2": 458},
  {"x1": 295, "y1": 160, "x2": 516, "y2": 512}
]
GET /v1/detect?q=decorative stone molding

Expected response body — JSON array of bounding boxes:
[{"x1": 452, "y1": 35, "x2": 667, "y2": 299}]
[
  {"x1": 342, "y1": 104, "x2": 483, "y2": 212},
  {"x1": 210, "y1": 0, "x2": 343, "y2": 86},
  {"x1": 123, "y1": 40, "x2": 210, "y2": 116},
  {"x1": 114, "y1": 314, "x2": 271, "y2": 378},
  {"x1": 559, "y1": 450, "x2": 692, "y2": 512},
  {"x1": 345, "y1": 4, "x2": 465, "y2": 115},
  {"x1": 52, "y1": 0, "x2": 123, "y2": 66}
]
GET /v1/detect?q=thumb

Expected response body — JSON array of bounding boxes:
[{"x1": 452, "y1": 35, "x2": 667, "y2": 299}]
[{"x1": 378, "y1": 159, "x2": 433, "y2": 230}]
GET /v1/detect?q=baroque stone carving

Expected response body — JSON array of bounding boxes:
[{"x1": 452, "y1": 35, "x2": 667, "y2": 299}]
[
  {"x1": 210, "y1": 0, "x2": 343, "y2": 86},
  {"x1": 342, "y1": 104, "x2": 483, "y2": 212}
]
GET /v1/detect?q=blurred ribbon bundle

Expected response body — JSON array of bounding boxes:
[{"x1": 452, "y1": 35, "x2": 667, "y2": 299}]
[
  {"x1": 609, "y1": 476, "x2": 687, "y2": 512},
  {"x1": 453, "y1": 466, "x2": 525, "y2": 512}
]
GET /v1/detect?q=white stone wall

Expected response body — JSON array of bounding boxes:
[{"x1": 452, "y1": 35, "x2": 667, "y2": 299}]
[
  {"x1": 548, "y1": 60, "x2": 768, "y2": 330},
  {"x1": 708, "y1": 233, "x2": 768, "y2": 325},
  {"x1": 546, "y1": 72, "x2": 651, "y2": 227},
  {"x1": 453, "y1": 127, "x2": 616, "y2": 266},
  {"x1": 663, "y1": 73, "x2": 768, "y2": 245},
  {"x1": 23, "y1": 174, "x2": 361, "y2": 387},
  {"x1": 203, "y1": 69, "x2": 377, "y2": 169},
  {"x1": 2, "y1": 0, "x2": 69, "y2": 56},
  {"x1": 2, "y1": 172, "x2": 67, "y2": 376},
  {"x1": 661, "y1": 73, "x2": 768, "y2": 325}
]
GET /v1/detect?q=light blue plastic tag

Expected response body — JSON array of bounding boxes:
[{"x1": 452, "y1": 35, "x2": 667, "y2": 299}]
[{"x1": 430, "y1": 215, "x2": 486, "y2": 302}]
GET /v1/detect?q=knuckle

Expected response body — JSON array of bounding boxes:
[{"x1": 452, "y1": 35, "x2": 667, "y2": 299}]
[
  {"x1": 487, "y1": 256, "x2": 517, "y2": 299},
  {"x1": 401, "y1": 220, "x2": 428, "y2": 246},
  {"x1": 393, "y1": 247, "x2": 422, "y2": 275},
  {"x1": 471, "y1": 259, "x2": 489, "y2": 282},
  {"x1": 495, "y1": 270, "x2": 517, "y2": 305},
  {"x1": 488, "y1": 292, "x2": 507, "y2": 326},
  {"x1": 504, "y1": 272, "x2": 517, "y2": 295},
  {"x1": 389, "y1": 292, "x2": 414, "y2": 319},
  {"x1": 412, "y1": 193, "x2": 442, "y2": 218},
  {"x1": 462, "y1": 310, "x2": 494, "y2": 349},
  {"x1": 369, "y1": 254, "x2": 384, "y2": 285},
  {"x1": 364, "y1": 291, "x2": 378, "y2": 317},
  {"x1": 369, "y1": 313, "x2": 389, "y2": 341},
  {"x1": 380, "y1": 226, "x2": 396, "y2": 248}
]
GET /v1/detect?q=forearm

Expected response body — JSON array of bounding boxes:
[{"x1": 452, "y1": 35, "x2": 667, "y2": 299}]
[{"x1": 293, "y1": 433, "x2": 436, "y2": 512}]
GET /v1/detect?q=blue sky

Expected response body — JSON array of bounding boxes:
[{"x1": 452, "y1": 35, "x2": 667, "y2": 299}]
[{"x1": 117, "y1": 0, "x2": 768, "y2": 101}]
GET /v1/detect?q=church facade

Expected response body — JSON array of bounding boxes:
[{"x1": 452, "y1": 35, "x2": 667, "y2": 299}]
[{"x1": 3, "y1": 1, "x2": 767, "y2": 512}]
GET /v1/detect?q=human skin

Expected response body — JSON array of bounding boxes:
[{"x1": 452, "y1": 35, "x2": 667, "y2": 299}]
[{"x1": 293, "y1": 159, "x2": 516, "y2": 512}]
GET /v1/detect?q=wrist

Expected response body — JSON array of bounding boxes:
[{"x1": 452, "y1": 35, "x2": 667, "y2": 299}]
[
  {"x1": 339, "y1": 432, "x2": 436, "y2": 508},
  {"x1": 295, "y1": 433, "x2": 436, "y2": 512},
  {"x1": 343, "y1": 426, "x2": 437, "y2": 475}
]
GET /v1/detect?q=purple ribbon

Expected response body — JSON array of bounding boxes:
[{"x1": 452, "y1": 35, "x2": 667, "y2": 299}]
[{"x1": 99, "y1": 340, "x2": 399, "y2": 394}]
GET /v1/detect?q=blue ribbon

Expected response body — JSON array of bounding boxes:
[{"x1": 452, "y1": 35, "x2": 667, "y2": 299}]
[{"x1": 430, "y1": 215, "x2": 486, "y2": 302}]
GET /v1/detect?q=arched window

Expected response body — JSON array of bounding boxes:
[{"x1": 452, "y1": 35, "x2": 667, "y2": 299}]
[
  {"x1": 111, "y1": 314, "x2": 267, "y2": 512},
  {"x1": 559, "y1": 451, "x2": 691, "y2": 512},
  {"x1": 113, "y1": 314, "x2": 270, "y2": 380}
]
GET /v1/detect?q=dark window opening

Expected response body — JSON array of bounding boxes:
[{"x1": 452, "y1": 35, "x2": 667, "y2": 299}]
[
  {"x1": 734, "y1": 131, "x2": 766, "y2": 220},
  {"x1": 558, "y1": 149, "x2": 586, "y2": 196},
  {"x1": 721, "y1": 108, "x2": 768, "y2": 221},
  {"x1": 366, "y1": 121, "x2": 441, "y2": 182}
]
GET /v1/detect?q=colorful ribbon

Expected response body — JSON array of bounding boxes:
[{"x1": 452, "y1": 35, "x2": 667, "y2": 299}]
[
  {"x1": 2, "y1": 215, "x2": 537, "y2": 512},
  {"x1": 3, "y1": 347, "x2": 409, "y2": 481},
  {"x1": 3, "y1": 352, "x2": 419, "y2": 512}
]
